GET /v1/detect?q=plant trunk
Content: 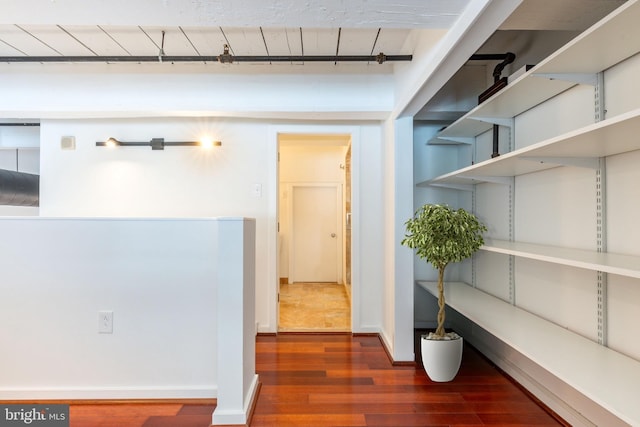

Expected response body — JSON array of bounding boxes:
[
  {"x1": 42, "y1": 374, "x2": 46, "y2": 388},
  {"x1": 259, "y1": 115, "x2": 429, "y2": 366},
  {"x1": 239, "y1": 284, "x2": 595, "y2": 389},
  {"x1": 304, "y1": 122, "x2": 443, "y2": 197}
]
[{"x1": 435, "y1": 266, "x2": 446, "y2": 337}]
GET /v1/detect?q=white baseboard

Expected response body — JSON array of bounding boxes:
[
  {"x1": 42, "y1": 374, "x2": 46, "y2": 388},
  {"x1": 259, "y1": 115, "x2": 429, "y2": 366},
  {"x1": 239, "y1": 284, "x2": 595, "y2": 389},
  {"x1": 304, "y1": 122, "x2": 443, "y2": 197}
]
[
  {"x1": 212, "y1": 374, "x2": 259, "y2": 426},
  {"x1": 352, "y1": 325, "x2": 380, "y2": 334},
  {"x1": 0, "y1": 386, "x2": 216, "y2": 400}
]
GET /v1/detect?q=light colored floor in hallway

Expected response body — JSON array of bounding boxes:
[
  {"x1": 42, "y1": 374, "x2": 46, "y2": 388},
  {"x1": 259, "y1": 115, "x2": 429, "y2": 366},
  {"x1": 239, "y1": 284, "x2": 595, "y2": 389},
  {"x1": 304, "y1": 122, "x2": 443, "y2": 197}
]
[{"x1": 279, "y1": 282, "x2": 350, "y2": 332}]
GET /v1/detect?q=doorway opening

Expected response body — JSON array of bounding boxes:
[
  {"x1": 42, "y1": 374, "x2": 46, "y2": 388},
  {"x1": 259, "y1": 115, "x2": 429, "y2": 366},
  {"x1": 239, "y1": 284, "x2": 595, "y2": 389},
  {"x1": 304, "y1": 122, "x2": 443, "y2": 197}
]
[{"x1": 277, "y1": 133, "x2": 352, "y2": 332}]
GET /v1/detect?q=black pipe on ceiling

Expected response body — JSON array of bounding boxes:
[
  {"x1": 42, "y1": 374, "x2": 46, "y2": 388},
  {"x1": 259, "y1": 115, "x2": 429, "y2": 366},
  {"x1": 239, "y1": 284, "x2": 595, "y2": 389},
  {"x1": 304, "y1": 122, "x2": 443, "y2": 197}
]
[
  {"x1": 0, "y1": 169, "x2": 39, "y2": 207},
  {"x1": 468, "y1": 52, "x2": 517, "y2": 159},
  {"x1": 490, "y1": 52, "x2": 515, "y2": 158},
  {"x1": 468, "y1": 53, "x2": 514, "y2": 61},
  {"x1": 0, "y1": 54, "x2": 412, "y2": 64}
]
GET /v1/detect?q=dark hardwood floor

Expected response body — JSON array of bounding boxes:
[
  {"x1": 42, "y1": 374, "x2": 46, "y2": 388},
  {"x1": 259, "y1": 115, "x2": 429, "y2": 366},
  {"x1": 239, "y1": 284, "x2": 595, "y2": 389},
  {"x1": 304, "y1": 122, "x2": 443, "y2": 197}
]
[
  {"x1": 252, "y1": 333, "x2": 566, "y2": 426},
  {"x1": 68, "y1": 402, "x2": 215, "y2": 426},
  {"x1": 9, "y1": 333, "x2": 567, "y2": 426}
]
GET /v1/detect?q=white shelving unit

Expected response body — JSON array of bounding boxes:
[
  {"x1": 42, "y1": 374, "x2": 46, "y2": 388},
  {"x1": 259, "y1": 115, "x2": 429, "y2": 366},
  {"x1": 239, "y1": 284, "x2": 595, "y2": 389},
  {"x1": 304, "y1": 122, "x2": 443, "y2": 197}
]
[
  {"x1": 418, "y1": 107, "x2": 640, "y2": 187},
  {"x1": 415, "y1": 1, "x2": 640, "y2": 424},
  {"x1": 417, "y1": 281, "x2": 640, "y2": 426}
]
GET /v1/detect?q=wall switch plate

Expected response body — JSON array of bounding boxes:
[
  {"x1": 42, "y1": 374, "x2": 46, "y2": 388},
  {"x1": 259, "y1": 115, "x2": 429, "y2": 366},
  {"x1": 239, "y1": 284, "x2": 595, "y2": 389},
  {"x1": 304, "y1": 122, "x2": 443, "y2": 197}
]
[
  {"x1": 98, "y1": 311, "x2": 113, "y2": 334},
  {"x1": 253, "y1": 183, "x2": 262, "y2": 198}
]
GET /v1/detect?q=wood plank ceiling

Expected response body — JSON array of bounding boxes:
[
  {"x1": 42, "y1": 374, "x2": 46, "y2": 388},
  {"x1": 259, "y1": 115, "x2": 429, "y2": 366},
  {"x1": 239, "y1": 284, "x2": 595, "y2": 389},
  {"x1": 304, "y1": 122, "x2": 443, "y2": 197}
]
[
  {"x1": 0, "y1": 0, "x2": 473, "y2": 69},
  {"x1": 0, "y1": 25, "x2": 415, "y2": 61}
]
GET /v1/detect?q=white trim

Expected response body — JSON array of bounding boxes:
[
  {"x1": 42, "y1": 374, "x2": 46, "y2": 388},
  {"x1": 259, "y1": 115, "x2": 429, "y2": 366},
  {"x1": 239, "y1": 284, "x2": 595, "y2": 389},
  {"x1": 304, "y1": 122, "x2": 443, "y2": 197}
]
[
  {"x1": 265, "y1": 126, "x2": 280, "y2": 333},
  {"x1": 349, "y1": 127, "x2": 361, "y2": 333},
  {"x1": 212, "y1": 374, "x2": 259, "y2": 426},
  {"x1": 0, "y1": 386, "x2": 216, "y2": 400},
  {"x1": 268, "y1": 124, "x2": 362, "y2": 333}
]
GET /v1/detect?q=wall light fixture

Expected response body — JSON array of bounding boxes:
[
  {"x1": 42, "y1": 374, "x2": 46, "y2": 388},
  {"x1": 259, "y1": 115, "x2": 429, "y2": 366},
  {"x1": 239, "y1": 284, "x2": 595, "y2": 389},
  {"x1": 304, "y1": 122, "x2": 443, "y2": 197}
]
[{"x1": 96, "y1": 137, "x2": 222, "y2": 150}]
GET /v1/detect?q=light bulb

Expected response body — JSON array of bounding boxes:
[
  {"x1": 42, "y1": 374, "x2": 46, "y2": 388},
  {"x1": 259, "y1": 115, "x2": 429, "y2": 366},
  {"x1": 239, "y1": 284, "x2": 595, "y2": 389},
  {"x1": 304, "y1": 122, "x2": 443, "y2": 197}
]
[{"x1": 199, "y1": 138, "x2": 222, "y2": 149}]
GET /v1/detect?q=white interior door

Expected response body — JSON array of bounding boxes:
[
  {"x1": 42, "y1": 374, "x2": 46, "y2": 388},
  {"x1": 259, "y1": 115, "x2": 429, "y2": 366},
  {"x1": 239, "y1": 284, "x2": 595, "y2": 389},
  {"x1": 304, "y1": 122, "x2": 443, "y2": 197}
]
[{"x1": 291, "y1": 185, "x2": 340, "y2": 282}]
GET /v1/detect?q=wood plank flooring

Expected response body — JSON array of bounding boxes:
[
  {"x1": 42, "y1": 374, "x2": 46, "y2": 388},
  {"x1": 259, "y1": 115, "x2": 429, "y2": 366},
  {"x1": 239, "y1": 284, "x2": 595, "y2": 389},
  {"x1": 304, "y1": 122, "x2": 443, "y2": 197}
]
[
  {"x1": 68, "y1": 402, "x2": 215, "y2": 427},
  {"x1": 252, "y1": 333, "x2": 566, "y2": 426},
  {"x1": 10, "y1": 334, "x2": 567, "y2": 426}
]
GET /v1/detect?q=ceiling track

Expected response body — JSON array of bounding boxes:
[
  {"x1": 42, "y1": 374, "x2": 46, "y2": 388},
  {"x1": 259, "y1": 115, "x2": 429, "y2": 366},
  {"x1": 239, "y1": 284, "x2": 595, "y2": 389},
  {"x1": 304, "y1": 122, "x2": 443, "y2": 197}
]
[{"x1": 0, "y1": 53, "x2": 412, "y2": 64}]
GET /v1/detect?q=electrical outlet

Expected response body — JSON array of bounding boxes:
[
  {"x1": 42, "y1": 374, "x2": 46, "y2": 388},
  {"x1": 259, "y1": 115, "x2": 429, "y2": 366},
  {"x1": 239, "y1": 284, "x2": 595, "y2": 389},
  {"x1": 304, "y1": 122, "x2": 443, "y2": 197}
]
[{"x1": 98, "y1": 311, "x2": 113, "y2": 334}]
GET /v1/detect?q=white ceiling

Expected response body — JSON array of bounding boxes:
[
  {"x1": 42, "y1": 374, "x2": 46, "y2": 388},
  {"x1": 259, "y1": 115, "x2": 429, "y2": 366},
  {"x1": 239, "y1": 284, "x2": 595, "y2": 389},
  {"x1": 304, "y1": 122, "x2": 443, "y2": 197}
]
[
  {"x1": 0, "y1": 25, "x2": 413, "y2": 61},
  {"x1": 0, "y1": 0, "x2": 471, "y2": 69},
  {"x1": 0, "y1": 0, "x2": 471, "y2": 28},
  {"x1": 0, "y1": 0, "x2": 630, "y2": 119}
]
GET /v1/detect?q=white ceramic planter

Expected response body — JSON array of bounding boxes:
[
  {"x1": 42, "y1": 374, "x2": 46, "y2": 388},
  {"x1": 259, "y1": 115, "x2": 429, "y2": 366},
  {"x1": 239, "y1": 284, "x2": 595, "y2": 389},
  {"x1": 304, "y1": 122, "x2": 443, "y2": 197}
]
[{"x1": 420, "y1": 335, "x2": 463, "y2": 382}]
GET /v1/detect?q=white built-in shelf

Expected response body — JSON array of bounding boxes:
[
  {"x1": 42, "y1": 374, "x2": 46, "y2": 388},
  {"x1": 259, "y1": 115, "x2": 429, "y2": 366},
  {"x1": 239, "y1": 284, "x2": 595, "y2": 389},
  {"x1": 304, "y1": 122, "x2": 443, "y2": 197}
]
[
  {"x1": 435, "y1": 0, "x2": 640, "y2": 140},
  {"x1": 438, "y1": 77, "x2": 574, "y2": 139},
  {"x1": 416, "y1": 280, "x2": 640, "y2": 425},
  {"x1": 482, "y1": 239, "x2": 640, "y2": 279},
  {"x1": 417, "y1": 107, "x2": 640, "y2": 188}
]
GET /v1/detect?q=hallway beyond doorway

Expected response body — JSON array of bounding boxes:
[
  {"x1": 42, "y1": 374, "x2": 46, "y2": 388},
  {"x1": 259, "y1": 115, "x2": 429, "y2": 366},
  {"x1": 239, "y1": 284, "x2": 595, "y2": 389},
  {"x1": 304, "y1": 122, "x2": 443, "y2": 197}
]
[{"x1": 278, "y1": 282, "x2": 350, "y2": 332}]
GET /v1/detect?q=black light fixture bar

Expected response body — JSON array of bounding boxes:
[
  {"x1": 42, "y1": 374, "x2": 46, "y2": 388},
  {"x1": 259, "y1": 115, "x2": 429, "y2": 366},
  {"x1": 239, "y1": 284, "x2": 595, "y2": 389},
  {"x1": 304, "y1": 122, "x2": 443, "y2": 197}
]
[{"x1": 95, "y1": 137, "x2": 221, "y2": 150}]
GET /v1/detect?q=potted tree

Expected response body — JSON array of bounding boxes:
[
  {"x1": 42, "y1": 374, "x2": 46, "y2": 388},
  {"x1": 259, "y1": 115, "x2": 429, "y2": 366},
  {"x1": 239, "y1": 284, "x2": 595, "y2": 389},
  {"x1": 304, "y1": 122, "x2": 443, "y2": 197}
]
[{"x1": 402, "y1": 204, "x2": 486, "y2": 381}]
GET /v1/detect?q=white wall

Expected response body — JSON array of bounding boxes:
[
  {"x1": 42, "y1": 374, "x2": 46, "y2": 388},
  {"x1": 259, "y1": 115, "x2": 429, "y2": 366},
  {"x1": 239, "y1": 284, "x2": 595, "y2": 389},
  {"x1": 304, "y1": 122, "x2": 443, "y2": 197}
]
[
  {"x1": 0, "y1": 64, "x2": 394, "y2": 121},
  {"x1": 38, "y1": 118, "x2": 387, "y2": 336},
  {"x1": 384, "y1": 116, "x2": 415, "y2": 362},
  {"x1": 38, "y1": 117, "x2": 276, "y2": 330},
  {"x1": 354, "y1": 125, "x2": 385, "y2": 333},
  {"x1": 0, "y1": 218, "x2": 218, "y2": 399},
  {"x1": 39, "y1": 118, "x2": 268, "y2": 218}
]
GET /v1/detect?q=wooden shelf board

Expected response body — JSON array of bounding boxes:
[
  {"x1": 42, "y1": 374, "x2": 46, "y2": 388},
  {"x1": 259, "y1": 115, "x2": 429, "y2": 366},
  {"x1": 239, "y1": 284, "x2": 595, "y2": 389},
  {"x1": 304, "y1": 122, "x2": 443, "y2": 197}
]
[
  {"x1": 482, "y1": 239, "x2": 640, "y2": 279},
  {"x1": 417, "y1": 280, "x2": 640, "y2": 425}
]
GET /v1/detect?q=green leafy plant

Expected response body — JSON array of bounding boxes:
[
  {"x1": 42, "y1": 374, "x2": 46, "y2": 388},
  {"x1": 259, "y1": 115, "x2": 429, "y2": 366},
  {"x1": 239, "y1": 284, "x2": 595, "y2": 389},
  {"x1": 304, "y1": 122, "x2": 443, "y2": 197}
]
[{"x1": 402, "y1": 204, "x2": 487, "y2": 338}]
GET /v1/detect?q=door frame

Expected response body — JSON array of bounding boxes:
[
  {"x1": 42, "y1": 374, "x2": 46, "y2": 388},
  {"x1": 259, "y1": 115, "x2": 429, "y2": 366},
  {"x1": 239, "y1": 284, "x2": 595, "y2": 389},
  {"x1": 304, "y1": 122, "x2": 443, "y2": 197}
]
[
  {"x1": 267, "y1": 125, "x2": 361, "y2": 334},
  {"x1": 288, "y1": 183, "x2": 343, "y2": 284}
]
